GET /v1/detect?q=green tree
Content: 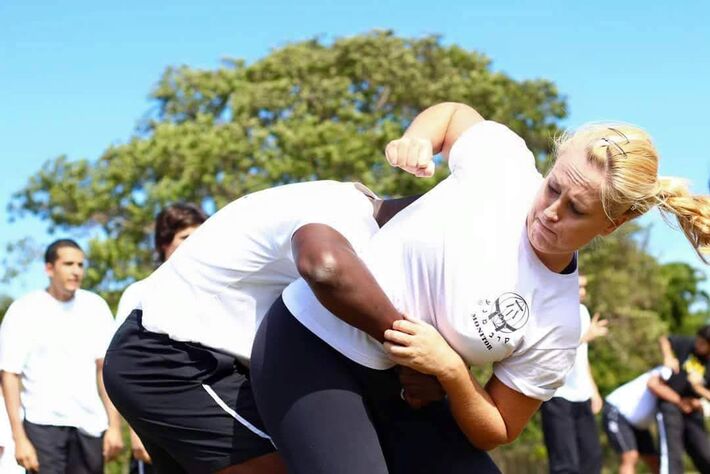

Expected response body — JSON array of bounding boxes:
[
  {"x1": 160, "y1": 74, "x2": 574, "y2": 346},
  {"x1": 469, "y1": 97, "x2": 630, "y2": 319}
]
[
  {"x1": 8, "y1": 31, "x2": 566, "y2": 307},
  {"x1": 656, "y1": 261, "x2": 709, "y2": 332},
  {"x1": 0, "y1": 294, "x2": 13, "y2": 323}
]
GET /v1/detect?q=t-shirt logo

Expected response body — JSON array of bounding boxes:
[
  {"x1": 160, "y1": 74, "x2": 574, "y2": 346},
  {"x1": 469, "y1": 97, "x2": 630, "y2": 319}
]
[
  {"x1": 683, "y1": 354, "x2": 706, "y2": 380},
  {"x1": 471, "y1": 292, "x2": 530, "y2": 351},
  {"x1": 487, "y1": 293, "x2": 530, "y2": 334}
]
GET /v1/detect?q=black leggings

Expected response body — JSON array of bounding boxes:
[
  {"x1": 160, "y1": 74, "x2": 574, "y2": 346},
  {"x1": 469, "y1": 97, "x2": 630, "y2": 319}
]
[{"x1": 250, "y1": 297, "x2": 499, "y2": 474}]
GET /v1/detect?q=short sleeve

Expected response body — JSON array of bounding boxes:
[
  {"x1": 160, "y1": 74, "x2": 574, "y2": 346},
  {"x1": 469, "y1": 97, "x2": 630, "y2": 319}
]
[
  {"x1": 115, "y1": 281, "x2": 143, "y2": 327},
  {"x1": 448, "y1": 121, "x2": 541, "y2": 187},
  {"x1": 577, "y1": 305, "x2": 591, "y2": 344},
  {"x1": 93, "y1": 296, "x2": 117, "y2": 360},
  {"x1": 0, "y1": 300, "x2": 32, "y2": 374},
  {"x1": 288, "y1": 184, "x2": 377, "y2": 254},
  {"x1": 493, "y1": 347, "x2": 577, "y2": 401}
]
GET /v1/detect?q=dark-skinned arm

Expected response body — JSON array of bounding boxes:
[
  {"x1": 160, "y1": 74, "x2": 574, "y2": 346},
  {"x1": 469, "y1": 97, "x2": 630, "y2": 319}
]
[{"x1": 293, "y1": 222, "x2": 398, "y2": 342}]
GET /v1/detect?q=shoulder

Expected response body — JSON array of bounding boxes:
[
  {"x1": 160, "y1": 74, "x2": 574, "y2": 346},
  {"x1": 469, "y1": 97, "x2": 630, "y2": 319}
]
[
  {"x1": 5, "y1": 290, "x2": 48, "y2": 313},
  {"x1": 75, "y1": 289, "x2": 111, "y2": 312}
]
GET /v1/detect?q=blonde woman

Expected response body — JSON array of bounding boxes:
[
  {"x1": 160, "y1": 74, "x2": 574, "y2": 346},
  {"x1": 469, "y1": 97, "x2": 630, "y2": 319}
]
[{"x1": 250, "y1": 102, "x2": 710, "y2": 474}]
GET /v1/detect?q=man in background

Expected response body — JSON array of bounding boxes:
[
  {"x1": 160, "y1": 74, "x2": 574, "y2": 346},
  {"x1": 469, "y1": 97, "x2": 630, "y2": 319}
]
[
  {"x1": 540, "y1": 275, "x2": 607, "y2": 474},
  {"x1": 0, "y1": 239, "x2": 123, "y2": 473},
  {"x1": 657, "y1": 325, "x2": 710, "y2": 473}
]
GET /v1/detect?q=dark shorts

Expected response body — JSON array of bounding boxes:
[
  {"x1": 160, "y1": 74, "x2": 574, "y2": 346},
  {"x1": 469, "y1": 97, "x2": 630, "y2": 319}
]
[
  {"x1": 23, "y1": 421, "x2": 103, "y2": 474},
  {"x1": 602, "y1": 403, "x2": 657, "y2": 455},
  {"x1": 103, "y1": 311, "x2": 275, "y2": 474},
  {"x1": 250, "y1": 297, "x2": 499, "y2": 474}
]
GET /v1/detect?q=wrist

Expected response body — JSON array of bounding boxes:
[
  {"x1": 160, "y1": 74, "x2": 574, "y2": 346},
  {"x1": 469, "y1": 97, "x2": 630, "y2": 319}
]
[{"x1": 436, "y1": 356, "x2": 467, "y2": 384}]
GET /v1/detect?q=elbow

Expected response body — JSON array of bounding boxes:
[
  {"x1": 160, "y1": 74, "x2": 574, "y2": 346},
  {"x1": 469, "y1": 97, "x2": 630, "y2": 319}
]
[
  {"x1": 296, "y1": 248, "x2": 343, "y2": 289},
  {"x1": 466, "y1": 429, "x2": 512, "y2": 452}
]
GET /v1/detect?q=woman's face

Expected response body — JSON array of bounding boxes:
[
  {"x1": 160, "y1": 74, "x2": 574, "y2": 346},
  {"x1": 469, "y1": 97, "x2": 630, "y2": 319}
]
[
  {"x1": 526, "y1": 146, "x2": 625, "y2": 264},
  {"x1": 162, "y1": 225, "x2": 200, "y2": 261}
]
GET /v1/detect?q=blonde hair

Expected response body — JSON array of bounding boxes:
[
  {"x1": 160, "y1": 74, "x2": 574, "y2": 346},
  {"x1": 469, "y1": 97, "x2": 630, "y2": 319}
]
[{"x1": 555, "y1": 123, "x2": 710, "y2": 261}]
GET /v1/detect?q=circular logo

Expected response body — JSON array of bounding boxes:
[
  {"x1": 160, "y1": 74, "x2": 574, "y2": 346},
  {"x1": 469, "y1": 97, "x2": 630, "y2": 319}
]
[{"x1": 487, "y1": 292, "x2": 529, "y2": 333}]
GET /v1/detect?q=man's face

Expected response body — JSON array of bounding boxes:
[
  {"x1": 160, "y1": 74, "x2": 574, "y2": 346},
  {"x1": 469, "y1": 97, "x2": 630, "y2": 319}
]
[
  {"x1": 694, "y1": 336, "x2": 710, "y2": 360},
  {"x1": 45, "y1": 247, "x2": 85, "y2": 299}
]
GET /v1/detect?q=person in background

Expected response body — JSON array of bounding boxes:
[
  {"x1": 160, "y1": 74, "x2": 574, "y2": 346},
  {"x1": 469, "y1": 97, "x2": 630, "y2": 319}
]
[
  {"x1": 540, "y1": 274, "x2": 607, "y2": 474},
  {"x1": 0, "y1": 382, "x2": 23, "y2": 473},
  {"x1": 656, "y1": 325, "x2": 710, "y2": 473},
  {"x1": 602, "y1": 365, "x2": 677, "y2": 474},
  {"x1": 115, "y1": 203, "x2": 208, "y2": 474},
  {"x1": 0, "y1": 239, "x2": 122, "y2": 473}
]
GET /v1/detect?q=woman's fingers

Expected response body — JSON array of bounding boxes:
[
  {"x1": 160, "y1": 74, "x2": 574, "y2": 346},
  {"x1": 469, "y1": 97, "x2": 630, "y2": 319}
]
[
  {"x1": 385, "y1": 137, "x2": 434, "y2": 176},
  {"x1": 392, "y1": 318, "x2": 418, "y2": 334},
  {"x1": 384, "y1": 329, "x2": 412, "y2": 346},
  {"x1": 383, "y1": 341, "x2": 410, "y2": 357}
]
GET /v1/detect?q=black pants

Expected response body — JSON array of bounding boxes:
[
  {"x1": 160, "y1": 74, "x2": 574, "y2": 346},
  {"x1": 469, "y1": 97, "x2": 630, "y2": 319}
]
[
  {"x1": 103, "y1": 311, "x2": 274, "y2": 474},
  {"x1": 540, "y1": 397, "x2": 602, "y2": 474},
  {"x1": 657, "y1": 400, "x2": 710, "y2": 474},
  {"x1": 250, "y1": 297, "x2": 499, "y2": 474},
  {"x1": 22, "y1": 421, "x2": 103, "y2": 474}
]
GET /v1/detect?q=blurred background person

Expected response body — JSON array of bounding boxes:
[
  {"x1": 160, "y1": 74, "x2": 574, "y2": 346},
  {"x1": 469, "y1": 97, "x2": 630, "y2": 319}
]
[
  {"x1": 656, "y1": 325, "x2": 710, "y2": 473},
  {"x1": 0, "y1": 239, "x2": 122, "y2": 473},
  {"x1": 540, "y1": 274, "x2": 607, "y2": 474},
  {"x1": 602, "y1": 365, "x2": 678, "y2": 473},
  {"x1": 115, "y1": 203, "x2": 207, "y2": 473}
]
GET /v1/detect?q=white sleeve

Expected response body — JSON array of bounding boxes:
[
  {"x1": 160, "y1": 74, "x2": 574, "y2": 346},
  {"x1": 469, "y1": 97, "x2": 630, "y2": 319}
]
[
  {"x1": 493, "y1": 346, "x2": 577, "y2": 401},
  {"x1": 0, "y1": 301, "x2": 31, "y2": 374},
  {"x1": 578, "y1": 304, "x2": 591, "y2": 344},
  {"x1": 448, "y1": 121, "x2": 541, "y2": 185},
  {"x1": 94, "y1": 297, "x2": 117, "y2": 360},
  {"x1": 115, "y1": 282, "x2": 142, "y2": 327},
  {"x1": 287, "y1": 186, "x2": 376, "y2": 253}
]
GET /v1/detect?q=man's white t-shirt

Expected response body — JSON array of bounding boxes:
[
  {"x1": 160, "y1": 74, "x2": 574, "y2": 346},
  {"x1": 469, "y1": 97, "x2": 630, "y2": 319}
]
[
  {"x1": 606, "y1": 366, "x2": 673, "y2": 429},
  {"x1": 552, "y1": 304, "x2": 595, "y2": 402},
  {"x1": 139, "y1": 180, "x2": 379, "y2": 364},
  {"x1": 284, "y1": 121, "x2": 581, "y2": 401},
  {"x1": 0, "y1": 289, "x2": 115, "y2": 437}
]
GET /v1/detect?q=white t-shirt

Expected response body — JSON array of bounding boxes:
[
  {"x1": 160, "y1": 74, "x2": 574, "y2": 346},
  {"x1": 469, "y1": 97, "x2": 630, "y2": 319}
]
[
  {"x1": 552, "y1": 304, "x2": 594, "y2": 402},
  {"x1": 139, "y1": 180, "x2": 379, "y2": 364},
  {"x1": 115, "y1": 279, "x2": 146, "y2": 327},
  {"x1": 284, "y1": 121, "x2": 581, "y2": 401},
  {"x1": 606, "y1": 366, "x2": 673, "y2": 429},
  {"x1": 0, "y1": 289, "x2": 115, "y2": 437}
]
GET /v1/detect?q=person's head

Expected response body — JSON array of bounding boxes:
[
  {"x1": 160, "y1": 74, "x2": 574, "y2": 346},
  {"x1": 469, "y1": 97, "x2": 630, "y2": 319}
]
[
  {"x1": 694, "y1": 324, "x2": 710, "y2": 360},
  {"x1": 44, "y1": 239, "x2": 85, "y2": 301},
  {"x1": 154, "y1": 203, "x2": 208, "y2": 262},
  {"x1": 527, "y1": 123, "x2": 710, "y2": 268},
  {"x1": 578, "y1": 274, "x2": 588, "y2": 302}
]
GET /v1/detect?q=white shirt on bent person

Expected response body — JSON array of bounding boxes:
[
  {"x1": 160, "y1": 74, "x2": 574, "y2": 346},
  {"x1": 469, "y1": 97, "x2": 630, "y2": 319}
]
[
  {"x1": 139, "y1": 180, "x2": 379, "y2": 365},
  {"x1": 284, "y1": 121, "x2": 581, "y2": 401},
  {"x1": 115, "y1": 279, "x2": 146, "y2": 327},
  {"x1": 551, "y1": 304, "x2": 595, "y2": 402},
  {"x1": 0, "y1": 289, "x2": 115, "y2": 437},
  {"x1": 606, "y1": 366, "x2": 673, "y2": 429}
]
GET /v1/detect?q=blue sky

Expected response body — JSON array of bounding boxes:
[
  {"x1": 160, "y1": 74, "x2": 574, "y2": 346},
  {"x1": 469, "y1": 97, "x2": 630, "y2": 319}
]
[{"x1": 1, "y1": 0, "x2": 708, "y2": 299}]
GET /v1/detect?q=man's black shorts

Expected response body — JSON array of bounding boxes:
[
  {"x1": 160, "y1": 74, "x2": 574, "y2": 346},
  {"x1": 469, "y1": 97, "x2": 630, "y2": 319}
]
[{"x1": 103, "y1": 311, "x2": 275, "y2": 473}]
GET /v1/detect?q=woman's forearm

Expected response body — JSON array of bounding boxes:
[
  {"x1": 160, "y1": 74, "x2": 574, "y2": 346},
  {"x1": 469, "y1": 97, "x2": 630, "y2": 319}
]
[
  {"x1": 436, "y1": 362, "x2": 509, "y2": 450},
  {"x1": 402, "y1": 102, "x2": 484, "y2": 159}
]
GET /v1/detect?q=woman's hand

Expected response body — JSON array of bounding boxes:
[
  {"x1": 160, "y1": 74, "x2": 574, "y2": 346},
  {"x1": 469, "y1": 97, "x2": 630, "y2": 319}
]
[
  {"x1": 384, "y1": 314, "x2": 465, "y2": 380},
  {"x1": 385, "y1": 136, "x2": 436, "y2": 177}
]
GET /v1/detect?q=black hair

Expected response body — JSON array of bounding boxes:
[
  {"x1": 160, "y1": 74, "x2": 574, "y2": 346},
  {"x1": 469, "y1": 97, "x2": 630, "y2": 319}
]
[
  {"x1": 154, "y1": 203, "x2": 208, "y2": 262},
  {"x1": 44, "y1": 239, "x2": 83, "y2": 264},
  {"x1": 698, "y1": 324, "x2": 710, "y2": 342}
]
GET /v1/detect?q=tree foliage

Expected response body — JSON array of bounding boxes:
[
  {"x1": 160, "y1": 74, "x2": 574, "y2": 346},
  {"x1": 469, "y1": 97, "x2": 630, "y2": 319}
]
[{"x1": 8, "y1": 31, "x2": 566, "y2": 306}]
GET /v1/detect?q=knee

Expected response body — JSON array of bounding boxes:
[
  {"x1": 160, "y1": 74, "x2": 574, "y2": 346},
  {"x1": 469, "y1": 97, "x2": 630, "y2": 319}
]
[{"x1": 620, "y1": 450, "x2": 639, "y2": 466}]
